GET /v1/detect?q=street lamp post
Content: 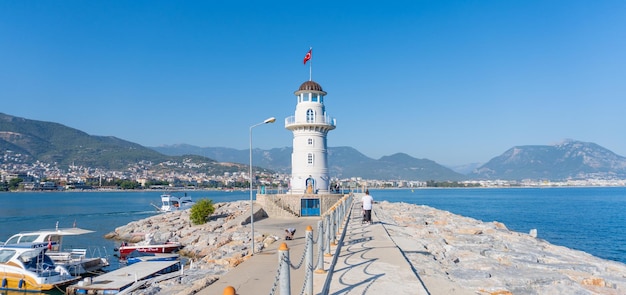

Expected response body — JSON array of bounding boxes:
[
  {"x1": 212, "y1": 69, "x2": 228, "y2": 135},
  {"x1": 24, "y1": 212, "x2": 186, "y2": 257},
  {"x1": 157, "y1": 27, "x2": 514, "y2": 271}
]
[{"x1": 249, "y1": 117, "x2": 276, "y2": 255}]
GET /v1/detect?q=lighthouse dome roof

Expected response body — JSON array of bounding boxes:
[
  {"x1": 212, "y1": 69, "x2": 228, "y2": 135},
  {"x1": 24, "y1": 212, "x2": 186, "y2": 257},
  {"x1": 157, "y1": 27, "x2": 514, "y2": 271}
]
[{"x1": 298, "y1": 81, "x2": 323, "y2": 92}]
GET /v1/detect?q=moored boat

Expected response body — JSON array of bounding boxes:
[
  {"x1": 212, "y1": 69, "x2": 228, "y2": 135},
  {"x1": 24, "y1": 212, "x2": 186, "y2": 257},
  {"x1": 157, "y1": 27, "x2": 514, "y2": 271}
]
[
  {"x1": 125, "y1": 251, "x2": 180, "y2": 265},
  {"x1": 153, "y1": 192, "x2": 195, "y2": 212},
  {"x1": 0, "y1": 243, "x2": 80, "y2": 292},
  {"x1": 66, "y1": 260, "x2": 180, "y2": 295},
  {"x1": 115, "y1": 234, "x2": 181, "y2": 259},
  {"x1": 2, "y1": 225, "x2": 110, "y2": 275}
]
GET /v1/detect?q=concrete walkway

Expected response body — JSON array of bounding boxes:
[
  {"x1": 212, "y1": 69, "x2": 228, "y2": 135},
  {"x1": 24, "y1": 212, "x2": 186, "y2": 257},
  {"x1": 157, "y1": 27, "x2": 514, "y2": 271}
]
[
  {"x1": 198, "y1": 215, "x2": 322, "y2": 295},
  {"x1": 199, "y1": 201, "x2": 429, "y2": 295},
  {"x1": 322, "y1": 202, "x2": 429, "y2": 295}
]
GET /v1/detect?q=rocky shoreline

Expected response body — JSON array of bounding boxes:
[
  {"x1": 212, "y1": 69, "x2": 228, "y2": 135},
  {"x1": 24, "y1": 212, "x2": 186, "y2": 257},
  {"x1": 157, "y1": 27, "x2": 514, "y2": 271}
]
[
  {"x1": 104, "y1": 200, "x2": 268, "y2": 295},
  {"x1": 376, "y1": 201, "x2": 626, "y2": 295},
  {"x1": 105, "y1": 200, "x2": 626, "y2": 295}
]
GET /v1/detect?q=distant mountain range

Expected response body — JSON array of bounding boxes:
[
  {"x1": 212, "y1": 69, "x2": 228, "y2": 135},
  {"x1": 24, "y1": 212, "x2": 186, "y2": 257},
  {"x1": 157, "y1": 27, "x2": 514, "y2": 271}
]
[
  {"x1": 151, "y1": 140, "x2": 626, "y2": 181},
  {"x1": 469, "y1": 140, "x2": 626, "y2": 180},
  {"x1": 151, "y1": 144, "x2": 466, "y2": 181},
  {"x1": 2, "y1": 112, "x2": 626, "y2": 181}
]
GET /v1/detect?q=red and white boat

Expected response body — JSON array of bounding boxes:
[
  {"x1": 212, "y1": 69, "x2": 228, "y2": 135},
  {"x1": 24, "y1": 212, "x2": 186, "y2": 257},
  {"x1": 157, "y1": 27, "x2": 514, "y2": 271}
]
[{"x1": 115, "y1": 234, "x2": 181, "y2": 259}]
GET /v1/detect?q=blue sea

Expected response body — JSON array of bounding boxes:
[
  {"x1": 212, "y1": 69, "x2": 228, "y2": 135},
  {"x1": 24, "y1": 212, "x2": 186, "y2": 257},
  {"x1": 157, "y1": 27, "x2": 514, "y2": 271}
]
[
  {"x1": 1, "y1": 187, "x2": 625, "y2": 271},
  {"x1": 0, "y1": 190, "x2": 252, "y2": 273},
  {"x1": 372, "y1": 187, "x2": 626, "y2": 264}
]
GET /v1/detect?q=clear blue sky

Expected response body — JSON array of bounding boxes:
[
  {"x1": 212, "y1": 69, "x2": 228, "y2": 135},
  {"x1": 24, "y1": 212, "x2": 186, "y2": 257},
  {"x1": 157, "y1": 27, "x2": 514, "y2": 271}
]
[{"x1": 2, "y1": 1, "x2": 625, "y2": 166}]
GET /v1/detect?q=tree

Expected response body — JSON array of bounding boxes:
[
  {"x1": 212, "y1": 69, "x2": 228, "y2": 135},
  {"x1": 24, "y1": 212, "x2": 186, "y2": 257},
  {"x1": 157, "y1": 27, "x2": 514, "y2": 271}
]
[
  {"x1": 190, "y1": 198, "x2": 215, "y2": 225},
  {"x1": 8, "y1": 178, "x2": 23, "y2": 191},
  {"x1": 118, "y1": 180, "x2": 141, "y2": 189},
  {"x1": 145, "y1": 179, "x2": 169, "y2": 187}
]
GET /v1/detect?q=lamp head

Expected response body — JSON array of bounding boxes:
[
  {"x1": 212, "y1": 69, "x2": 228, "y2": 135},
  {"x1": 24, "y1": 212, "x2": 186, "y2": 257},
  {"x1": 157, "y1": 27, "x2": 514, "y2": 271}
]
[{"x1": 264, "y1": 117, "x2": 276, "y2": 124}]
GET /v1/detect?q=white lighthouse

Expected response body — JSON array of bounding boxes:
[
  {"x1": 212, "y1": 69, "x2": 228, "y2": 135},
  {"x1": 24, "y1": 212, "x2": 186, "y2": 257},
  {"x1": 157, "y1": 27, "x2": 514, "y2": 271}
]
[{"x1": 285, "y1": 80, "x2": 336, "y2": 194}]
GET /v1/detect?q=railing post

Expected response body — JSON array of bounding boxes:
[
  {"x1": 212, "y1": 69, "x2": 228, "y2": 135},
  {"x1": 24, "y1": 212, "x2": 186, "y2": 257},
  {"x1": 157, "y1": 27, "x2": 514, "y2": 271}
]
[
  {"x1": 278, "y1": 243, "x2": 291, "y2": 295},
  {"x1": 335, "y1": 205, "x2": 341, "y2": 236},
  {"x1": 340, "y1": 198, "x2": 346, "y2": 222},
  {"x1": 336, "y1": 202, "x2": 342, "y2": 233},
  {"x1": 346, "y1": 194, "x2": 354, "y2": 211},
  {"x1": 223, "y1": 286, "x2": 236, "y2": 295},
  {"x1": 331, "y1": 208, "x2": 337, "y2": 246},
  {"x1": 305, "y1": 225, "x2": 314, "y2": 295},
  {"x1": 315, "y1": 220, "x2": 326, "y2": 274},
  {"x1": 324, "y1": 214, "x2": 332, "y2": 257}
]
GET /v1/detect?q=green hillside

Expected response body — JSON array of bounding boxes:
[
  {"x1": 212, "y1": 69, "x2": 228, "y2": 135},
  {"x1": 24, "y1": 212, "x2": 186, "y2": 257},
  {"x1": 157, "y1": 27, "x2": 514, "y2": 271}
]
[{"x1": 0, "y1": 113, "x2": 247, "y2": 175}]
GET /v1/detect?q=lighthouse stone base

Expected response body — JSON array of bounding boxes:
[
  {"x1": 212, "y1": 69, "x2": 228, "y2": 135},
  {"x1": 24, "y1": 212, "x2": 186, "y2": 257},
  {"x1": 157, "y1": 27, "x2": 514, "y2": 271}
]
[{"x1": 256, "y1": 193, "x2": 345, "y2": 218}]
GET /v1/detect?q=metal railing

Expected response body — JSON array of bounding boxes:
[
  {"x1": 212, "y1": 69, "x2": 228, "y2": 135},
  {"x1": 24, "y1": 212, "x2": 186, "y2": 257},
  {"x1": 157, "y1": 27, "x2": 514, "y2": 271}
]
[
  {"x1": 223, "y1": 193, "x2": 353, "y2": 295},
  {"x1": 284, "y1": 115, "x2": 337, "y2": 128}
]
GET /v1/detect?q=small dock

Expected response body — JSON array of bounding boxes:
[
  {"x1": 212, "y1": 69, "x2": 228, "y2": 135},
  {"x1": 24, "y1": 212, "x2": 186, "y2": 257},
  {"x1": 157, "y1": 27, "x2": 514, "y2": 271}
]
[{"x1": 66, "y1": 260, "x2": 180, "y2": 294}]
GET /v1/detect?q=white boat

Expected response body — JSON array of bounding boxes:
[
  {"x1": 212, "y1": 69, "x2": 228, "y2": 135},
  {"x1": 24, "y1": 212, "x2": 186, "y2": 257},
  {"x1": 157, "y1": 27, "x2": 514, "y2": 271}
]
[
  {"x1": 2, "y1": 225, "x2": 110, "y2": 276},
  {"x1": 0, "y1": 244, "x2": 80, "y2": 292},
  {"x1": 154, "y1": 192, "x2": 195, "y2": 212}
]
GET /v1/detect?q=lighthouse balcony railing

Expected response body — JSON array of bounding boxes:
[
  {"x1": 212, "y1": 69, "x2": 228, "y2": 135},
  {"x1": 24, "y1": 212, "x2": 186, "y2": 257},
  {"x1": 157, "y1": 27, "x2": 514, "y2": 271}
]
[{"x1": 284, "y1": 115, "x2": 336, "y2": 128}]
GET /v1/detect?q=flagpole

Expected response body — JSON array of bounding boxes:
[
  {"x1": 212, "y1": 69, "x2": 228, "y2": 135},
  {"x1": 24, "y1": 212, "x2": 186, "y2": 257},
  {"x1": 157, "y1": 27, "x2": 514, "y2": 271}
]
[{"x1": 304, "y1": 47, "x2": 313, "y2": 81}]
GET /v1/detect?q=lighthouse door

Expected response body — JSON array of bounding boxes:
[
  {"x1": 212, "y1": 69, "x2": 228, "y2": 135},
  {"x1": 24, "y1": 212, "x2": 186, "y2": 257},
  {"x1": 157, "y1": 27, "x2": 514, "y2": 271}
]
[
  {"x1": 301, "y1": 199, "x2": 320, "y2": 216},
  {"x1": 305, "y1": 177, "x2": 315, "y2": 194}
]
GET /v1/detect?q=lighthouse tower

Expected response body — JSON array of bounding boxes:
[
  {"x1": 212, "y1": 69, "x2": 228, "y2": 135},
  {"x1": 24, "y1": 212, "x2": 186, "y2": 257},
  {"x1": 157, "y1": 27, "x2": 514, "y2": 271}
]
[{"x1": 285, "y1": 80, "x2": 336, "y2": 194}]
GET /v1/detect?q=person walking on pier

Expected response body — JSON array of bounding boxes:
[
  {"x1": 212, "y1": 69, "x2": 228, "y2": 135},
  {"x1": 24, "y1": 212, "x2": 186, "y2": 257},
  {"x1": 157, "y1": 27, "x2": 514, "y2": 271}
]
[{"x1": 361, "y1": 190, "x2": 374, "y2": 224}]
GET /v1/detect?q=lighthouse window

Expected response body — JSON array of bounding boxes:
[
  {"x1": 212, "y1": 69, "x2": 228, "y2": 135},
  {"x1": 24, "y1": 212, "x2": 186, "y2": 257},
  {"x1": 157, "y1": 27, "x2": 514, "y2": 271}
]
[
  {"x1": 307, "y1": 153, "x2": 314, "y2": 165},
  {"x1": 306, "y1": 109, "x2": 315, "y2": 122},
  {"x1": 308, "y1": 138, "x2": 313, "y2": 145}
]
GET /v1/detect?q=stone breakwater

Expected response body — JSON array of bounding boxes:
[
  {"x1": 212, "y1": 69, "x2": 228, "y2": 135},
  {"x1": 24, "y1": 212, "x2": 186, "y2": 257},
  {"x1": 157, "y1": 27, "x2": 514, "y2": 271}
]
[
  {"x1": 104, "y1": 200, "x2": 278, "y2": 295},
  {"x1": 375, "y1": 201, "x2": 626, "y2": 295},
  {"x1": 105, "y1": 200, "x2": 626, "y2": 295}
]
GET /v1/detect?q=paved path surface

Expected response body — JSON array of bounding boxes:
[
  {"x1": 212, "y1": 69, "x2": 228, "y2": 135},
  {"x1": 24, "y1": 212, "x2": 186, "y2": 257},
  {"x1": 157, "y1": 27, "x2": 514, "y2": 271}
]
[
  {"x1": 198, "y1": 216, "x2": 322, "y2": 295},
  {"x1": 199, "y1": 200, "x2": 429, "y2": 295},
  {"x1": 323, "y1": 202, "x2": 429, "y2": 295}
]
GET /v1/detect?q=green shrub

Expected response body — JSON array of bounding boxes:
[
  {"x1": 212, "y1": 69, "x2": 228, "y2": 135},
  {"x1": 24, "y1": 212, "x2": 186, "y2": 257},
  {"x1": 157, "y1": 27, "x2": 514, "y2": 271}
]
[{"x1": 190, "y1": 198, "x2": 215, "y2": 225}]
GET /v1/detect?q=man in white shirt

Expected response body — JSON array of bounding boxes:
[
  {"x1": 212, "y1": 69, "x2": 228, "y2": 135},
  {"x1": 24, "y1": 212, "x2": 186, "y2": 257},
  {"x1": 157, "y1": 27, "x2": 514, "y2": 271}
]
[{"x1": 361, "y1": 189, "x2": 374, "y2": 224}]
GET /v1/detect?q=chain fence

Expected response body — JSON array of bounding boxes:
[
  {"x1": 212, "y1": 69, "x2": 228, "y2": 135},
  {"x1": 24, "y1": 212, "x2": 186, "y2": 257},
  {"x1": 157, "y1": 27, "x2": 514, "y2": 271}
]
[
  {"x1": 225, "y1": 193, "x2": 355, "y2": 295},
  {"x1": 274, "y1": 193, "x2": 353, "y2": 295}
]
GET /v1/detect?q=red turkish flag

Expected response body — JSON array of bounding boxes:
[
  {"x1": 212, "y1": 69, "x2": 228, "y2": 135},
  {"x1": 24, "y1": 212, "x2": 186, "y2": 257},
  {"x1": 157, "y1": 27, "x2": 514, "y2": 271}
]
[{"x1": 303, "y1": 49, "x2": 312, "y2": 64}]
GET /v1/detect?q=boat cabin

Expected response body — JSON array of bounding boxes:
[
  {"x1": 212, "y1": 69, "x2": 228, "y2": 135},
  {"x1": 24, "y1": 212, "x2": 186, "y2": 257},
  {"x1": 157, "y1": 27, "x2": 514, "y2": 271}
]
[
  {"x1": 0, "y1": 244, "x2": 56, "y2": 270},
  {"x1": 2, "y1": 227, "x2": 109, "y2": 276},
  {"x1": 3, "y1": 228, "x2": 93, "y2": 252},
  {"x1": 158, "y1": 193, "x2": 195, "y2": 212}
]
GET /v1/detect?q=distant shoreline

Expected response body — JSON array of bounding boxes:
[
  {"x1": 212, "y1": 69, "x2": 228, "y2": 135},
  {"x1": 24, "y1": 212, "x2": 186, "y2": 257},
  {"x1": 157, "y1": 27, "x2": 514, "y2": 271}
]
[{"x1": 2, "y1": 184, "x2": 626, "y2": 193}]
